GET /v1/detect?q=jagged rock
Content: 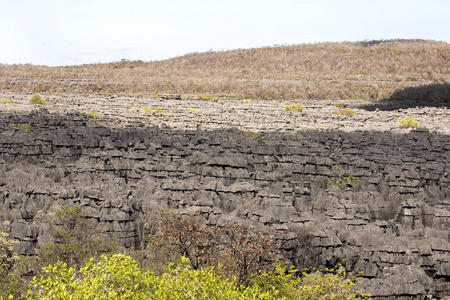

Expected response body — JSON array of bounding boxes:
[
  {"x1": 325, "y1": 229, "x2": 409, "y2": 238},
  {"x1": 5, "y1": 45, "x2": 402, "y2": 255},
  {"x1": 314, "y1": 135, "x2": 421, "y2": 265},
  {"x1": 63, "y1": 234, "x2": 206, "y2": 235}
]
[{"x1": 0, "y1": 96, "x2": 449, "y2": 298}]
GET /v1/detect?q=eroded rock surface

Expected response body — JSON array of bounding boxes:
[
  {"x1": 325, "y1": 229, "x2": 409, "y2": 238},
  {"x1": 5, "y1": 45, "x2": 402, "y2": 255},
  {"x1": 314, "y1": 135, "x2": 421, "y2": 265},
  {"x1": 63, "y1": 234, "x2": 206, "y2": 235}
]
[{"x1": 0, "y1": 93, "x2": 449, "y2": 298}]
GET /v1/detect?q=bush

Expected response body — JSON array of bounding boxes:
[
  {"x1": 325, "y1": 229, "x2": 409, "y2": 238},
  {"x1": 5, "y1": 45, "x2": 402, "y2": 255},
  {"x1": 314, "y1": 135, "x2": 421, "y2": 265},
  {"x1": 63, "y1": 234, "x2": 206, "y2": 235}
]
[
  {"x1": 333, "y1": 108, "x2": 355, "y2": 116},
  {"x1": 283, "y1": 103, "x2": 304, "y2": 112},
  {"x1": 9, "y1": 123, "x2": 34, "y2": 131},
  {"x1": 0, "y1": 221, "x2": 24, "y2": 300},
  {"x1": 398, "y1": 116, "x2": 418, "y2": 128},
  {"x1": 87, "y1": 110, "x2": 102, "y2": 118},
  {"x1": 29, "y1": 95, "x2": 47, "y2": 105},
  {"x1": 240, "y1": 129, "x2": 263, "y2": 141},
  {"x1": 43, "y1": 205, "x2": 116, "y2": 267},
  {"x1": 27, "y1": 254, "x2": 371, "y2": 300},
  {"x1": 0, "y1": 98, "x2": 13, "y2": 104},
  {"x1": 188, "y1": 108, "x2": 200, "y2": 114}
]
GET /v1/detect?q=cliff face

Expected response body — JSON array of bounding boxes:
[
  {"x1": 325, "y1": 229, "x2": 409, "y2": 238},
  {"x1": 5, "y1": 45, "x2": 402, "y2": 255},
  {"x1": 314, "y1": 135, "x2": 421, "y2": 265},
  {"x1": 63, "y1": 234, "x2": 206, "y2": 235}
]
[{"x1": 0, "y1": 94, "x2": 449, "y2": 299}]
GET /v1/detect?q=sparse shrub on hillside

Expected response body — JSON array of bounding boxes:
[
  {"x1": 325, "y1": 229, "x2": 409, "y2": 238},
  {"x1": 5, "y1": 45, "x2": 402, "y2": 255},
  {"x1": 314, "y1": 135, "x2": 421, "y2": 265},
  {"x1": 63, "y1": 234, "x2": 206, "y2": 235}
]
[
  {"x1": 87, "y1": 110, "x2": 102, "y2": 118},
  {"x1": 153, "y1": 109, "x2": 165, "y2": 114},
  {"x1": 0, "y1": 98, "x2": 13, "y2": 104},
  {"x1": 239, "y1": 129, "x2": 263, "y2": 141},
  {"x1": 188, "y1": 108, "x2": 200, "y2": 114},
  {"x1": 328, "y1": 167, "x2": 362, "y2": 188},
  {"x1": 398, "y1": 116, "x2": 418, "y2": 128},
  {"x1": 201, "y1": 94, "x2": 213, "y2": 100},
  {"x1": 283, "y1": 103, "x2": 304, "y2": 112},
  {"x1": 29, "y1": 95, "x2": 47, "y2": 105},
  {"x1": 333, "y1": 108, "x2": 355, "y2": 116},
  {"x1": 9, "y1": 123, "x2": 34, "y2": 131}
]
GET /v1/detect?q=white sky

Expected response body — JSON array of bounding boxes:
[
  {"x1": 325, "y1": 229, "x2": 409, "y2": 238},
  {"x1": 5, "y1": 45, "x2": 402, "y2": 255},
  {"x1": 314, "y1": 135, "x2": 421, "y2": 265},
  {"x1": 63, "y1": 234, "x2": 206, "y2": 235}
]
[{"x1": 1, "y1": 0, "x2": 449, "y2": 66}]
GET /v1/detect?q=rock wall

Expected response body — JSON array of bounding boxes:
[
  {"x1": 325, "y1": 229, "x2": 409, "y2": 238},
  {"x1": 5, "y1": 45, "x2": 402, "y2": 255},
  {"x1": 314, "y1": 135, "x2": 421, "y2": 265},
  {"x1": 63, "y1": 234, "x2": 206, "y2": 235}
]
[{"x1": 0, "y1": 107, "x2": 449, "y2": 299}]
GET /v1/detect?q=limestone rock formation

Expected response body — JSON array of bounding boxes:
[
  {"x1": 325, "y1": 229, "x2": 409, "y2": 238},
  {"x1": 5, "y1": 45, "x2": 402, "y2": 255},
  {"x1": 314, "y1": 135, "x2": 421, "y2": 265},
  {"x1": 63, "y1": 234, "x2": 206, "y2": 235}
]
[{"x1": 0, "y1": 94, "x2": 449, "y2": 298}]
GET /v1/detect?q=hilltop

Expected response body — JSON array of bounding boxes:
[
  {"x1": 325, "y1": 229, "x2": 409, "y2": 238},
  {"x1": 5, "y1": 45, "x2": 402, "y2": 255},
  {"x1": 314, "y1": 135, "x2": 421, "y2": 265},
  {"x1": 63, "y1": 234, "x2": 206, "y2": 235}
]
[{"x1": 0, "y1": 39, "x2": 449, "y2": 100}]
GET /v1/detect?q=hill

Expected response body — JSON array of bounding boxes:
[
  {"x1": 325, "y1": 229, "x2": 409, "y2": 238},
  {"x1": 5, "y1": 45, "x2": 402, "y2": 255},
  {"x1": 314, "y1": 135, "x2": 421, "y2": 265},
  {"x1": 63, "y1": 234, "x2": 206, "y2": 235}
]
[{"x1": 1, "y1": 39, "x2": 449, "y2": 100}]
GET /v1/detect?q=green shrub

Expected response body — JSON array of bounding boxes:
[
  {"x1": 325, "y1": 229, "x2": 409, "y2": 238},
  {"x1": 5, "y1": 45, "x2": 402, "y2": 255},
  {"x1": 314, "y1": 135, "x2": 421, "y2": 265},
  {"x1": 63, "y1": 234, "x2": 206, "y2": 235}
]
[
  {"x1": 87, "y1": 110, "x2": 102, "y2": 118},
  {"x1": 0, "y1": 221, "x2": 22, "y2": 300},
  {"x1": 188, "y1": 108, "x2": 200, "y2": 114},
  {"x1": 334, "y1": 103, "x2": 345, "y2": 109},
  {"x1": 283, "y1": 103, "x2": 304, "y2": 112},
  {"x1": 29, "y1": 95, "x2": 47, "y2": 105},
  {"x1": 328, "y1": 167, "x2": 362, "y2": 187},
  {"x1": 333, "y1": 108, "x2": 355, "y2": 116},
  {"x1": 240, "y1": 129, "x2": 263, "y2": 141},
  {"x1": 9, "y1": 123, "x2": 34, "y2": 131},
  {"x1": 43, "y1": 205, "x2": 116, "y2": 267},
  {"x1": 0, "y1": 98, "x2": 13, "y2": 104},
  {"x1": 398, "y1": 116, "x2": 418, "y2": 128},
  {"x1": 27, "y1": 254, "x2": 370, "y2": 300}
]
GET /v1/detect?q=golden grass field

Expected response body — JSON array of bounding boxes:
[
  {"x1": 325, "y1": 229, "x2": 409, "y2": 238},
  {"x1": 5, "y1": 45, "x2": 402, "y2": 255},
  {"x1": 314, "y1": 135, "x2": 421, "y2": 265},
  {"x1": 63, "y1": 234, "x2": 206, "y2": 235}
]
[{"x1": 1, "y1": 39, "x2": 449, "y2": 101}]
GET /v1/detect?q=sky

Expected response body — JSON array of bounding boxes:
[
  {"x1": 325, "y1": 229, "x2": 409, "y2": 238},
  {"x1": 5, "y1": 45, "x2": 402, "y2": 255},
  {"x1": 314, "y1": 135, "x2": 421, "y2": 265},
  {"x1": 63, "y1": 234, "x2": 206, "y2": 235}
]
[{"x1": 1, "y1": 0, "x2": 449, "y2": 66}]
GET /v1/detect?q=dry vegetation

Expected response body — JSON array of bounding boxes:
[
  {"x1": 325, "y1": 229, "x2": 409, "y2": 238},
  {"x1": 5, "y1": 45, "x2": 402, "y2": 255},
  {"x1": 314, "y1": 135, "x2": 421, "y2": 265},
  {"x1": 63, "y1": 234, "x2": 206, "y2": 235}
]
[{"x1": 0, "y1": 40, "x2": 449, "y2": 100}]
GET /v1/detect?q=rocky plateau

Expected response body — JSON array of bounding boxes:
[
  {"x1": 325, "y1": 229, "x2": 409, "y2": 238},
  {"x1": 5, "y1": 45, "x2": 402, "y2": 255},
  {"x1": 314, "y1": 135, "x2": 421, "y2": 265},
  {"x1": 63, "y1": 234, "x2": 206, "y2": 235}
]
[{"x1": 0, "y1": 92, "x2": 449, "y2": 299}]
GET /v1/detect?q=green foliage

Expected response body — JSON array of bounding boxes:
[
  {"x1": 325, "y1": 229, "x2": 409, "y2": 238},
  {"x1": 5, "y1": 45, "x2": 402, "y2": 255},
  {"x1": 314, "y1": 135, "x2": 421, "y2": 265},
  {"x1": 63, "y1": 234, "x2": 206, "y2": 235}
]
[
  {"x1": 153, "y1": 109, "x2": 165, "y2": 114},
  {"x1": 9, "y1": 123, "x2": 34, "y2": 131},
  {"x1": 283, "y1": 103, "x2": 304, "y2": 112},
  {"x1": 28, "y1": 254, "x2": 152, "y2": 300},
  {"x1": 43, "y1": 205, "x2": 116, "y2": 267},
  {"x1": 334, "y1": 103, "x2": 345, "y2": 109},
  {"x1": 398, "y1": 116, "x2": 418, "y2": 128},
  {"x1": 143, "y1": 108, "x2": 153, "y2": 113},
  {"x1": 333, "y1": 108, "x2": 355, "y2": 116},
  {"x1": 87, "y1": 110, "x2": 102, "y2": 118},
  {"x1": 27, "y1": 254, "x2": 370, "y2": 300},
  {"x1": 328, "y1": 167, "x2": 362, "y2": 187},
  {"x1": 29, "y1": 95, "x2": 47, "y2": 105},
  {"x1": 240, "y1": 129, "x2": 263, "y2": 141},
  {"x1": 0, "y1": 98, "x2": 13, "y2": 104},
  {"x1": 0, "y1": 221, "x2": 22, "y2": 300},
  {"x1": 201, "y1": 94, "x2": 213, "y2": 100},
  {"x1": 188, "y1": 108, "x2": 200, "y2": 114}
]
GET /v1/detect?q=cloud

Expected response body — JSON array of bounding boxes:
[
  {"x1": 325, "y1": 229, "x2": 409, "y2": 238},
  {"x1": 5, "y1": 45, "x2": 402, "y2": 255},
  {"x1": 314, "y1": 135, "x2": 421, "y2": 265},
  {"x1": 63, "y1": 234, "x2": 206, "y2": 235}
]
[{"x1": 82, "y1": 56, "x2": 90, "y2": 63}]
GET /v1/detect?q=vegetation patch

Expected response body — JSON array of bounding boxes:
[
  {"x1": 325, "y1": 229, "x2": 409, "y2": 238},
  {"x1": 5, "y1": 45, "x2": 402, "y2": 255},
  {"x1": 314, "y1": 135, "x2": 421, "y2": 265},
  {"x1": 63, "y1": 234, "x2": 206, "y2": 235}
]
[
  {"x1": 87, "y1": 110, "x2": 102, "y2": 118},
  {"x1": 333, "y1": 108, "x2": 355, "y2": 116},
  {"x1": 328, "y1": 167, "x2": 362, "y2": 187},
  {"x1": 188, "y1": 108, "x2": 200, "y2": 114},
  {"x1": 398, "y1": 116, "x2": 418, "y2": 128},
  {"x1": 29, "y1": 95, "x2": 47, "y2": 105},
  {"x1": 9, "y1": 123, "x2": 34, "y2": 131},
  {"x1": 0, "y1": 98, "x2": 13, "y2": 104},
  {"x1": 283, "y1": 103, "x2": 304, "y2": 112},
  {"x1": 239, "y1": 129, "x2": 263, "y2": 141}
]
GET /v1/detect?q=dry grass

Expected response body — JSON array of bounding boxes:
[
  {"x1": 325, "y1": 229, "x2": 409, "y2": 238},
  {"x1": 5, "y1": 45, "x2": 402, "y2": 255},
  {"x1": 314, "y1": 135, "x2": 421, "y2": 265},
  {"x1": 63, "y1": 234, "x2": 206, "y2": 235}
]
[{"x1": 0, "y1": 40, "x2": 449, "y2": 100}]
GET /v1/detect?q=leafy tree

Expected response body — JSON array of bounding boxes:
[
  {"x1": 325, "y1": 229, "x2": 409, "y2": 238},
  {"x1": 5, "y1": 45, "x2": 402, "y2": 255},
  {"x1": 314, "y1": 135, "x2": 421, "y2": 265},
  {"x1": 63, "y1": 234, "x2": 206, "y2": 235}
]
[{"x1": 43, "y1": 205, "x2": 116, "y2": 267}]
